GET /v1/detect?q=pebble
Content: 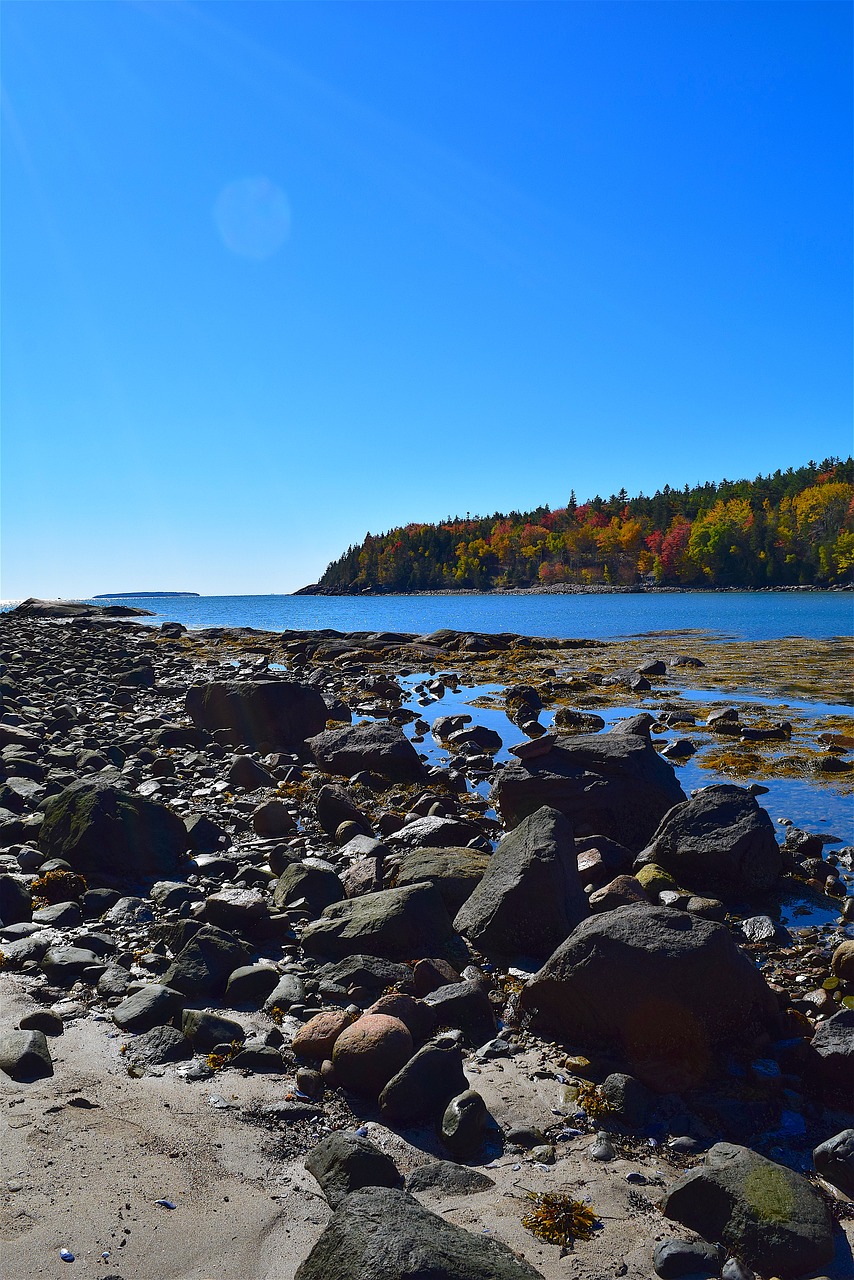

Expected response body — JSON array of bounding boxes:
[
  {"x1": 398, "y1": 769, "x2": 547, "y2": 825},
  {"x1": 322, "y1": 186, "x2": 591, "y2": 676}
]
[
  {"x1": 589, "y1": 1132, "x2": 615, "y2": 1161},
  {"x1": 59, "y1": 1248, "x2": 74, "y2": 1262}
]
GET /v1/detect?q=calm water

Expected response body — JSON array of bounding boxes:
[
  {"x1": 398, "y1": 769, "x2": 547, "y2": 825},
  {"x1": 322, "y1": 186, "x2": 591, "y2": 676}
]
[{"x1": 53, "y1": 590, "x2": 854, "y2": 640}]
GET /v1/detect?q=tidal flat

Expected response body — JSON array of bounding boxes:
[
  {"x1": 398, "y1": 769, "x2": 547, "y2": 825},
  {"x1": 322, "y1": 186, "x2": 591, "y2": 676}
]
[{"x1": 1, "y1": 604, "x2": 852, "y2": 1280}]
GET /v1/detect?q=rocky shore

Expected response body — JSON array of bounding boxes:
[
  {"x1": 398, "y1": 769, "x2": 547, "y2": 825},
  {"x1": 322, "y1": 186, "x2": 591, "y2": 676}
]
[{"x1": 1, "y1": 602, "x2": 852, "y2": 1280}]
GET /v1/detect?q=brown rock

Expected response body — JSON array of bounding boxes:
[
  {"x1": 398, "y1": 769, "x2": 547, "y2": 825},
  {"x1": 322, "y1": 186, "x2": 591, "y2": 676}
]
[
  {"x1": 292, "y1": 1010, "x2": 355, "y2": 1060},
  {"x1": 589, "y1": 875, "x2": 649, "y2": 912},
  {"x1": 332, "y1": 1014, "x2": 413, "y2": 1098},
  {"x1": 366, "y1": 994, "x2": 436, "y2": 1042},
  {"x1": 831, "y1": 939, "x2": 854, "y2": 983}
]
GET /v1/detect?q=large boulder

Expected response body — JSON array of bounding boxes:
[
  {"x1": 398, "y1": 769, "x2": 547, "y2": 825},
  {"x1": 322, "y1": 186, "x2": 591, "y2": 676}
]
[
  {"x1": 301, "y1": 884, "x2": 458, "y2": 963},
  {"x1": 394, "y1": 848, "x2": 490, "y2": 916},
  {"x1": 39, "y1": 780, "x2": 187, "y2": 878},
  {"x1": 0, "y1": 1030, "x2": 53, "y2": 1081},
  {"x1": 162, "y1": 924, "x2": 251, "y2": 998},
  {"x1": 491, "y1": 732, "x2": 685, "y2": 851},
  {"x1": 294, "y1": 1186, "x2": 544, "y2": 1280},
  {"x1": 813, "y1": 1129, "x2": 854, "y2": 1200},
  {"x1": 307, "y1": 722, "x2": 425, "y2": 783},
  {"x1": 332, "y1": 1014, "x2": 413, "y2": 1098},
  {"x1": 378, "y1": 1034, "x2": 468, "y2": 1123},
  {"x1": 638, "y1": 785, "x2": 782, "y2": 897},
  {"x1": 661, "y1": 1143, "x2": 834, "y2": 1278},
  {"x1": 807, "y1": 1008, "x2": 854, "y2": 1105},
  {"x1": 454, "y1": 806, "x2": 587, "y2": 961},
  {"x1": 185, "y1": 679, "x2": 328, "y2": 751},
  {"x1": 305, "y1": 1133, "x2": 403, "y2": 1208},
  {"x1": 273, "y1": 862, "x2": 345, "y2": 915},
  {"x1": 519, "y1": 904, "x2": 778, "y2": 1090}
]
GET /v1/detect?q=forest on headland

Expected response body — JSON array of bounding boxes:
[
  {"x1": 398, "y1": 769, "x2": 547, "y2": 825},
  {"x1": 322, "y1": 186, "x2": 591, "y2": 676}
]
[{"x1": 313, "y1": 458, "x2": 854, "y2": 592}]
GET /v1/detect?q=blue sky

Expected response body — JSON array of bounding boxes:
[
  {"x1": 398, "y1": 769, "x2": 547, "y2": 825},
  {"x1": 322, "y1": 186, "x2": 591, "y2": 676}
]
[{"x1": 2, "y1": 0, "x2": 851, "y2": 597}]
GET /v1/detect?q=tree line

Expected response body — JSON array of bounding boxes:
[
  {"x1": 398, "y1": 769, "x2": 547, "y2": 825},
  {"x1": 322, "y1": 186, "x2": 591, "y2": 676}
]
[{"x1": 317, "y1": 458, "x2": 854, "y2": 591}]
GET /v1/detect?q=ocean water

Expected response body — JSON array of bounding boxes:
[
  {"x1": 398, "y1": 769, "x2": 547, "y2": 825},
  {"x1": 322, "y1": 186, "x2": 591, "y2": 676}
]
[{"x1": 56, "y1": 589, "x2": 854, "y2": 641}]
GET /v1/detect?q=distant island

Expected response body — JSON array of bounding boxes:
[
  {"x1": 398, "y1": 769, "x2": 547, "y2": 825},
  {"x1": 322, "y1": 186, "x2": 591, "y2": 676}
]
[
  {"x1": 304, "y1": 457, "x2": 854, "y2": 594},
  {"x1": 92, "y1": 592, "x2": 200, "y2": 599}
]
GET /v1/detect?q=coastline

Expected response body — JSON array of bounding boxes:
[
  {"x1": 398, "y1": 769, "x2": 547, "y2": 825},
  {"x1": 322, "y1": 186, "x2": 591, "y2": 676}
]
[{"x1": 296, "y1": 582, "x2": 854, "y2": 597}]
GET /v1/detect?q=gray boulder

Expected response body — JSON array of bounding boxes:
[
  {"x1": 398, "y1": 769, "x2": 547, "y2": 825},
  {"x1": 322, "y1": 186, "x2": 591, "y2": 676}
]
[
  {"x1": 0, "y1": 874, "x2": 31, "y2": 925},
  {"x1": 112, "y1": 984, "x2": 183, "y2": 1032},
  {"x1": 454, "y1": 806, "x2": 587, "y2": 961},
  {"x1": 0, "y1": 1029, "x2": 52, "y2": 1081},
  {"x1": 39, "y1": 779, "x2": 187, "y2": 878},
  {"x1": 808, "y1": 1008, "x2": 854, "y2": 1105},
  {"x1": 813, "y1": 1129, "x2": 854, "y2": 1199},
  {"x1": 162, "y1": 924, "x2": 251, "y2": 998},
  {"x1": 126, "y1": 1025, "x2": 191, "y2": 1069},
  {"x1": 519, "y1": 904, "x2": 778, "y2": 1091},
  {"x1": 181, "y1": 1009, "x2": 245, "y2": 1052},
  {"x1": 385, "y1": 816, "x2": 483, "y2": 853},
  {"x1": 273, "y1": 862, "x2": 344, "y2": 915},
  {"x1": 638, "y1": 785, "x2": 782, "y2": 897},
  {"x1": 422, "y1": 981, "x2": 496, "y2": 1046},
  {"x1": 301, "y1": 884, "x2": 458, "y2": 963},
  {"x1": 294, "y1": 1186, "x2": 543, "y2": 1280},
  {"x1": 661, "y1": 1142, "x2": 834, "y2": 1278},
  {"x1": 305, "y1": 1132, "x2": 403, "y2": 1208},
  {"x1": 394, "y1": 848, "x2": 490, "y2": 915},
  {"x1": 185, "y1": 679, "x2": 328, "y2": 751},
  {"x1": 406, "y1": 1162, "x2": 494, "y2": 1195},
  {"x1": 379, "y1": 1034, "x2": 468, "y2": 1123},
  {"x1": 307, "y1": 722, "x2": 425, "y2": 783},
  {"x1": 491, "y1": 733, "x2": 685, "y2": 850}
]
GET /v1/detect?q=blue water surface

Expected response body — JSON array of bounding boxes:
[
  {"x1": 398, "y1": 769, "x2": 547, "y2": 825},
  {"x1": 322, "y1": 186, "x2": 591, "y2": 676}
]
[{"x1": 68, "y1": 590, "x2": 854, "y2": 641}]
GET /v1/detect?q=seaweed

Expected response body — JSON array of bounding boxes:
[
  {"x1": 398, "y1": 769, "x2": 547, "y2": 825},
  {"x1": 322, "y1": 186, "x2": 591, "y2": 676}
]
[{"x1": 521, "y1": 1191, "x2": 599, "y2": 1249}]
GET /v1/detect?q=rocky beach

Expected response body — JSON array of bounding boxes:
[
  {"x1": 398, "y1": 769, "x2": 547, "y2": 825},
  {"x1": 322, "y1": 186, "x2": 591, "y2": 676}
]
[{"x1": 1, "y1": 599, "x2": 852, "y2": 1280}]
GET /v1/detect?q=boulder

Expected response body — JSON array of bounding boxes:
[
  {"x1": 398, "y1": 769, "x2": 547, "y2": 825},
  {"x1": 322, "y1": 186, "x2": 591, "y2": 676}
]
[
  {"x1": 181, "y1": 1009, "x2": 245, "y2": 1053},
  {"x1": 378, "y1": 1034, "x2": 468, "y2": 1123},
  {"x1": 185, "y1": 679, "x2": 328, "y2": 751},
  {"x1": 294, "y1": 1186, "x2": 543, "y2": 1280},
  {"x1": 422, "y1": 981, "x2": 496, "y2": 1046},
  {"x1": 519, "y1": 904, "x2": 778, "y2": 1091},
  {"x1": 227, "y1": 755, "x2": 274, "y2": 792},
  {"x1": 273, "y1": 862, "x2": 344, "y2": 915},
  {"x1": 406, "y1": 1162, "x2": 495, "y2": 1195},
  {"x1": 638, "y1": 785, "x2": 782, "y2": 897},
  {"x1": 331, "y1": 1014, "x2": 413, "y2": 1098},
  {"x1": 831, "y1": 939, "x2": 854, "y2": 983},
  {"x1": 394, "y1": 848, "x2": 489, "y2": 915},
  {"x1": 301, "y1": 884, "x2": 459, "y2": 963},
  {"x1": 317, "y1": 955, "x2": 414, "y2": 999},
  {"x1": 454, "y1": 807, "x2": 587, "y2": 961},
  {"x1": 813, "y1": 1129, "x2": 854, "y2": 1199},
  {"x1": 652, "y1": 1240, "x2": 721, "y2": 1279},
  {"x1": 316, "y1": 784, "x2": 368, "y2": 837},
  {"x1": 111, "y1": 984, "x2": 183, "y2": 1032},
  {"x1": 252, "y1": 799, "x2": 296, "y2": 837},
  {"x1": 201, "y1": 886, "x2": 268, "y2": 932},
  {"x1": 125, "y1": 1024, "x2": 191, "y2": 1069},
  {"x1": 307, "y1": 722, "x2": 425, "y2": 783},
  {"x1": 441, "y1": 1089, "x2": 488, "y2": 1159},
  {"x1": 365, "y1": 993, "x2": 435, "y2": 1043},
  {"x1": 0, "y1": 1029, "x2": 53, "y2": 1081},
  {"x1": 39, "y1": 780, "x2": 187, "y2": 878},
  {"x1": 808, "y1": 1008, "x2": 854, "y2": 1105},
  {"x1": 292, "y1": 1010, "x2": 355, "y2": 1060},
  {"x1": 661, "y1": 1142, "x2": 834, "y2": 1278},
  {"x1": 0, "y1": 874, "x2": 31, "y2": 925},
  {"x1": 305, "y1": 1133, "x2": 403, "y2": 1208},
  {"x1": 162, "y1": 924, "x2": 251, "y2": 999},
  {"x1": 385, "y1": 816, "x2": 483, "y2": 853},
  {"x1": 491, "y1": 733, "x2": 685, "y2": 851},
  {"x1": 225, "y1": 963, "x2": 280, "y2": 1006}
]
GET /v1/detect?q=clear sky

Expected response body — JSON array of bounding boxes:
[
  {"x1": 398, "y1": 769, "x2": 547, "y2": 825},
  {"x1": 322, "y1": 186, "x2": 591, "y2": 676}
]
[{"x1": 2, "y1": 1, "x2": 851, "y2": 598}]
